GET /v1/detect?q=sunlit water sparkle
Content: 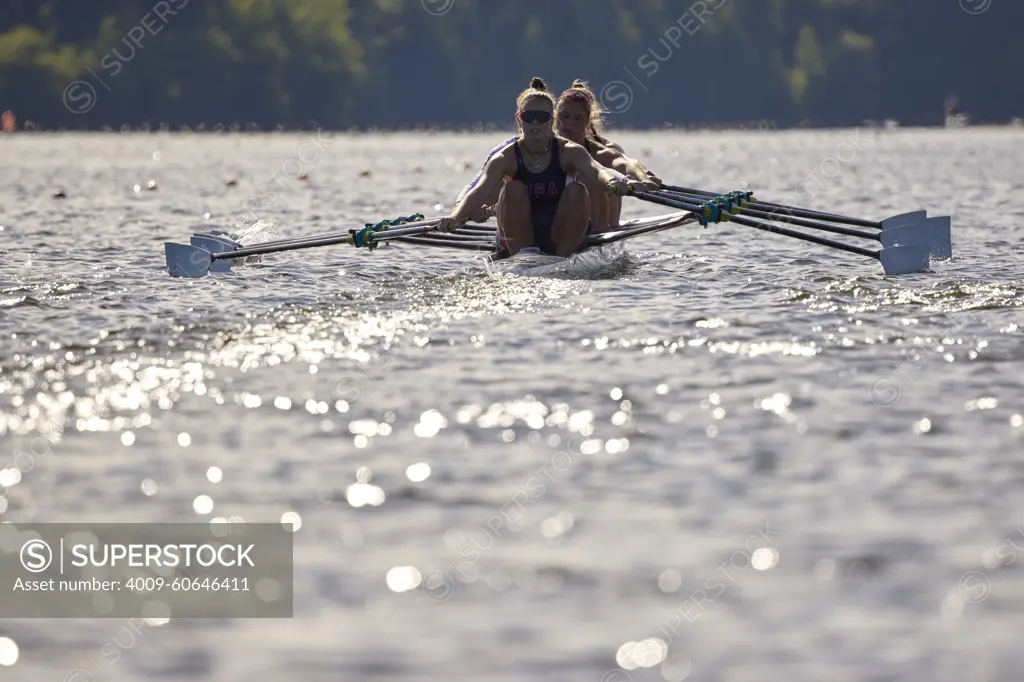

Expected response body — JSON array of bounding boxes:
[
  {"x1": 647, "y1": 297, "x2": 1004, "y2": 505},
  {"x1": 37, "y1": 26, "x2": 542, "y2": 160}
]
[{"x1": 1, "y1": 130, "x2": 1022, "y2": 682}]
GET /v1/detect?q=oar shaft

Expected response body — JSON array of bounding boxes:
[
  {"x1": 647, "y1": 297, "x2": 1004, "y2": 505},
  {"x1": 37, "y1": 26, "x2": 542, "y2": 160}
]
[
  {"x1": 632, "y1": 192, "x2": 878, "y2": 259},
  {"x1": 453, "y1": 227, "x2": 498, "y2": 234},
  {"x1": 630, "y1": 191, "x2": 703, "y2": 214},
  {"x1": 218, "y1": 216, "x2": 450, "y2": 254},
  {"x1": 727, "y1": 214, "x2": 879, "y2": 259},
  {"x1": 391, "y1": 236, "x2": 495, "y2": 250},
  {"x1": 210, "y1": 222, "x2": 442, "y2": 260},
  {"x1": 583, "y1": 213, "x2": 698, "y2": 247},
  {"x1": 210, "y1": 235, "x2": 348, "y2": 260},
  {"x1": 660, "y1": 185, "x2": 883, "y2": 229},
  {"x1": 364, "y1": 224, "x2": 444, "y2": 240},
  {"x1": 409, "y1": 232, "x2": 495, "y2": 242},
  {"x1": 652, "y1": 191, "x2": 881, "y2": 242}
]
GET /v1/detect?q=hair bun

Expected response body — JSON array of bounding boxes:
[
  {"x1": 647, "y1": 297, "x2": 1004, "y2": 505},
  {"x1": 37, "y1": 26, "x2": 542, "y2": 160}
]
[
  {"x1": 530, "y1": 77, "x2": 548, "y2": 91},
  {"x1": 572, "y1": 79, "x2": 586, "y2": 88}
]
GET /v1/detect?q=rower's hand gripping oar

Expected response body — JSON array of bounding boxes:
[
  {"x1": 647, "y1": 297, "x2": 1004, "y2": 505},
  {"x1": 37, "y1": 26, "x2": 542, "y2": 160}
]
[
  {"x1": 629, "y1": 189, "x2": 930, "y2": 276},
  {"x1": 434, "y1": 205, "x2": 496, "y2": 235},
  {"x1": 606, "y1": 177, "x2": 650, "y2": 197}
]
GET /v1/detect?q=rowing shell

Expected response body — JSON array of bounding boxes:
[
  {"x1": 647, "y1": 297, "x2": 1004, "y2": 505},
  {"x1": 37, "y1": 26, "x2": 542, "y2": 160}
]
[
  {"x1": 485, "y1": 211, "x2": 696, "y2": 275},
  {"x1": 168, "y1": 187, "x2": 946, "y2": 278}
]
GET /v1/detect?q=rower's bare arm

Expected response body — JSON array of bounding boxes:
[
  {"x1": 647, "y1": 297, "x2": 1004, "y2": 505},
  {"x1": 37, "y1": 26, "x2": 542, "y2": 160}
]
[
  {"x1": 611, "y1": 155, "x2": 659, "y2": 190},
  {"x1": 563, "y1": 144, "x2": 613, "y2": 187},
  {"x1": 452, "y1": 179, "x2": 474, "y2": 207},
  {"x1": 563, "y1": 143, "x2": 641, "y2": 195},
  {"x1": 593, "y1": 147, "x2": 624, "y2": 169},
  {"x1": 590, "y1": 146, "x2": 654, "y2": 188},
  {"x1": 597, "y1": 139, "x2": 661, "y2": 187},
  {"x1": 449, "y1": 153, "x2": 508, "y2": 224}
]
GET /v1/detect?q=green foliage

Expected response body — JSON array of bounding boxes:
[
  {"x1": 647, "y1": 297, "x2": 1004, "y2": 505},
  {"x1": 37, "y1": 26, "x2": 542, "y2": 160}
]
[
  {"x1": 0, "y1": 0, "x2": 1021, "y2": 127},
  {"x1": 0, "y1": 25, "x2": 50, "y2": 65},
  {"x1": 794, "y1": 25, "x2": 825, "y2": 76},
  {"x1": 839, "y1": 31, "x2": 873, "y2": 52}
]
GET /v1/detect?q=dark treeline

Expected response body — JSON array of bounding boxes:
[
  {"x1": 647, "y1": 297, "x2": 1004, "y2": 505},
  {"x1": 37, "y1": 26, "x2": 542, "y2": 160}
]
[{"x1": 0, "y1": 0, "x2": 1020, "y2": 130}]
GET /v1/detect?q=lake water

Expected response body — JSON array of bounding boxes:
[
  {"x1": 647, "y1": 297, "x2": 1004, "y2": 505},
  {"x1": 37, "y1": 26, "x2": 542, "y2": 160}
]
[{"x1": 0, "y1": 128, "x2": 1022, "y2": 681}]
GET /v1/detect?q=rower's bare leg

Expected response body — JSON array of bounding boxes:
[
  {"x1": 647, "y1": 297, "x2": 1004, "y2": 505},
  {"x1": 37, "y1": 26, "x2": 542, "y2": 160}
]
[
  {"x1": 550, "y1": 182, "x2": 591, "y2": 257},
  {"x1": 592, "y1": 193, "x2": 616, "y2": 232},
  {"x1": 588, "y1": 182, "x2": 606, "y2": 232},
  {"x1": 497, "y1": 180, "x2": 533, "y2": 255},
  {"x1": 607, "y1": 194, "x2": 622, "y2": 229}
]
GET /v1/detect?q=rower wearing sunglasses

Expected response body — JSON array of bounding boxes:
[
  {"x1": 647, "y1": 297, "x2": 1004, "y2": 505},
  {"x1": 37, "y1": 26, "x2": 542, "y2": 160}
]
[{"x1": 440, "y1": 77, "x2": 645, "y2": 257}]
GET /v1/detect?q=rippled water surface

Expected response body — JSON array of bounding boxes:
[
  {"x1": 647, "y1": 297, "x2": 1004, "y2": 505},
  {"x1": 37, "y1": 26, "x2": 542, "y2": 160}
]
[{"x1": 1, "y1": 129, "x2": 1023, "y2": 681}]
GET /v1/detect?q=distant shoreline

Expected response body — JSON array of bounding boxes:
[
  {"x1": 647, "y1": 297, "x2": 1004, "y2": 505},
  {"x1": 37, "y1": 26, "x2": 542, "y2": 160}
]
[{"x1": 2, "y1": 121, "x2": 1023, "y2": 135}]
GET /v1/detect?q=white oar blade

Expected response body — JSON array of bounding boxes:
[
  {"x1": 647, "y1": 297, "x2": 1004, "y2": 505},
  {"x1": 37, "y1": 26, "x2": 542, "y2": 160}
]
[
  {"x1": 925, "y1": 216, "x2": 952, "y2": 259},
  {"x1": 165, "y1": 243, "x2": 214, "y2": 278},
  {"x1": 878, "y1": 243, "x2": 930, "y2": 275},
  {"x1": 191, "y1": 234, "x2": 239, "y2": 249},
  {"x1": 879, "y1": 224, "x2": 931, "y2": 250},
  {"x1": 879, "y1": 211, "x2": 951, "y2": 259},
  {"x1": 190, "y1": 235, "x2": 240, "y2": 272},
  {"x1": 880, "y1": 211, "x2": 927, "y2": 228}
]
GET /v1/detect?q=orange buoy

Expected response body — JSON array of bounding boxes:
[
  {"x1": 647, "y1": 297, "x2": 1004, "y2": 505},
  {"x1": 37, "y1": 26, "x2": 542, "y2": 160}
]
[{"x1": 1, "y1": 110, "x2": 15, "y2": 133}]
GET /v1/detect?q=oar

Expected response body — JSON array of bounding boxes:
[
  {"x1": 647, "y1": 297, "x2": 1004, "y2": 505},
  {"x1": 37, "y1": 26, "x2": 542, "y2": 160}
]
[
  {"x1": 660, "y1": 184, "x2": 893, "y2": 228},
  {"x1": 391, "y1": 236, "x2": 495, "y2": 250},
  {"x1": 166, "y1": 219, "x2": 455, "y2": 278},
  {"x1": 189, "y1": 234, "x2": 241, "y2": 272},
  {"x1": 190, "y1": 215, "x2": 452, "y2": 254},
  {"x1": 195, "y1": 224, "x2": 499, "y2": 254},
  {"x1": 631, "y1": 192, "x2": 930, "y2": 275},
  {"x1": 660, "y1": 184, "x2": 951, "y2": 259},
  {"x1": 393, "y1": 231, "x2": 495, "y2": 243},
  {"x1": 583, "y1": 212, "x2": 698, "y2": 247},
  {"x1": 452, "y1": 226, "x2": 498, "y2": 235},
  {"x1": 650, "y1": 190, "x2": 932, "y2": 253}
]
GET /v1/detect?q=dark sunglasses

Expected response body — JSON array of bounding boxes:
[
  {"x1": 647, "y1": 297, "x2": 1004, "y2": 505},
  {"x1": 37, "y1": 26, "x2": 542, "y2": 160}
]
[{"x1": 517, "y1": 110, "x2": 552, "y2": 124}]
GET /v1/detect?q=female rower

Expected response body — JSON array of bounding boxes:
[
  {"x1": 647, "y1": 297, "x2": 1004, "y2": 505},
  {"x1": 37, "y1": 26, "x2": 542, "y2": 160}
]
[
  {"x1": 450, "y1": 79, "x2": 651, "y2": 227},
  {"x1": 452, "y1": 77, "x2": 659, "y2": 225},
  {"x1": 555, "y1": 80, "x2": 661, "y2": 230},
  {"x1": 440, "y1": 77, "x2": 644, "y2": 257}
]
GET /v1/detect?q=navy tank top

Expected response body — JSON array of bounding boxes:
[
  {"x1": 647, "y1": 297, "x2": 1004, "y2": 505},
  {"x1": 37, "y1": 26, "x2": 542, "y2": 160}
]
[{"x1": 512, "y1": 138, "x2": 567, "y2": 212}]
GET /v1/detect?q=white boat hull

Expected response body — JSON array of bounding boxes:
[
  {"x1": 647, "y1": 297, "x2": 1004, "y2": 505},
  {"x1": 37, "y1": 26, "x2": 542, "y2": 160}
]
[
  {"x1": 486, "y1": 211, "x2": 694, "y2": 276},
  {"x1": 487, "y1": 242, "x2": 628, "y2": 276}
]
